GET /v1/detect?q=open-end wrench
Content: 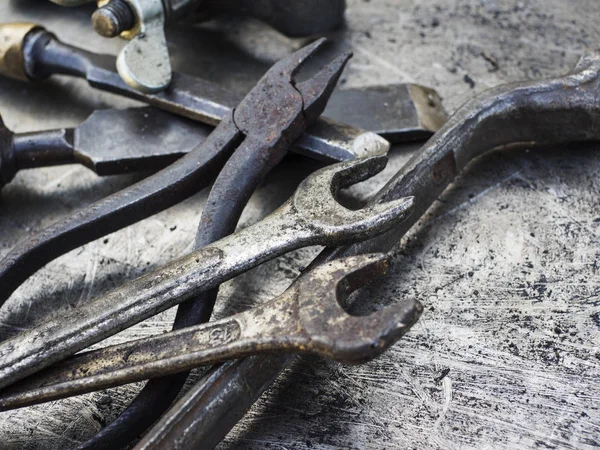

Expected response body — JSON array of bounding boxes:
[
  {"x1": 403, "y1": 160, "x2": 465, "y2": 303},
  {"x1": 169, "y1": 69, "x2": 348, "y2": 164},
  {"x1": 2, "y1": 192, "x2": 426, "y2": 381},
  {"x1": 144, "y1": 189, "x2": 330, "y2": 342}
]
[
  {"x1": 137, "y1": 48, "x2": 600, "y2": 449},
  {"x1": 0, "y1": 155, "x2": 414, "y2": 390},
  {"x1": 0, "y1": 254, "x2": 422, "y2": 409}
]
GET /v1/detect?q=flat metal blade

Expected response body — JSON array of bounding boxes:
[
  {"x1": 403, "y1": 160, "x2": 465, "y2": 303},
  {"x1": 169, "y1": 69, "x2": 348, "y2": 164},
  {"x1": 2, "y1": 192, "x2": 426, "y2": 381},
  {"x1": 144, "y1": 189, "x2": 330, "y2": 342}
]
[
  {"x1": 73, "y1": 107, "x2": 212, "y2": 175},
  {"x1": 323, "y1": 84, "x2": 448, "y2": 144},
  {"x1": 75, "y1": 83, "x2": 447, "y2": 174}
]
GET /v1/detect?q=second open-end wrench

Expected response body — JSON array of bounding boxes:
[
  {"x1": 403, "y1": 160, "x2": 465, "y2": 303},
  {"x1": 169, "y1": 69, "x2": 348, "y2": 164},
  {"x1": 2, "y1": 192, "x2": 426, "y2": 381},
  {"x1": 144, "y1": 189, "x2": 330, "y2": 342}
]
[
  {"x1": 0, "y1": 254, "x2": 422, "y2": 409},
  {"x1": 136, "y1": 48, "x2": 600, "y2": 449},
  {"x1": 0, "y1": 155, "x2": 414, "y2": 390}
]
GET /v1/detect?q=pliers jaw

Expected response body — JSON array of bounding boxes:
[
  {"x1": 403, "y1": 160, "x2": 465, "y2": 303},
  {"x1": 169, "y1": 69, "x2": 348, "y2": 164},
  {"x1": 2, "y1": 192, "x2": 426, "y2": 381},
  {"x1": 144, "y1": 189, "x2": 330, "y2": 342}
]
[
  {"x1": 273, "y1": 37, "x2": 353, "y2": 124},
  {"x1": 234, "y1": 38, "x2": 352, "y2": 142},
  {"x1": 296, "y1": 51, "x2": 353, "y2": 124}
]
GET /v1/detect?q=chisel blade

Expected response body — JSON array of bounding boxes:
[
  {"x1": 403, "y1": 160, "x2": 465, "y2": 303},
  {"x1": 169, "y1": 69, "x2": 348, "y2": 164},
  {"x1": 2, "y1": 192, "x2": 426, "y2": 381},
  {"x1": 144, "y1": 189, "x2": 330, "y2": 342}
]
[
  {"x1": 74, "y1": 83, "x2": 447, "y2": 176},
  {"x1": 74, "y1": 107, "x2": 211, "y2": 176},
  {"x1": 323, "y1": 84, "x2": 447, "y2": 144}
]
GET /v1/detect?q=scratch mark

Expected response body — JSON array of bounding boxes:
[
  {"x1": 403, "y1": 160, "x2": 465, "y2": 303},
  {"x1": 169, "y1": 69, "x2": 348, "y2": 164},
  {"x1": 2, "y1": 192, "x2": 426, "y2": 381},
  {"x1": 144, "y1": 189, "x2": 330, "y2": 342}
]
[
  {"x1": 353, "y1": 45, "x2": 416, "y2": 82},
  {"x1": 433, "y1": 376, "x2": 453, "y2": 432}
]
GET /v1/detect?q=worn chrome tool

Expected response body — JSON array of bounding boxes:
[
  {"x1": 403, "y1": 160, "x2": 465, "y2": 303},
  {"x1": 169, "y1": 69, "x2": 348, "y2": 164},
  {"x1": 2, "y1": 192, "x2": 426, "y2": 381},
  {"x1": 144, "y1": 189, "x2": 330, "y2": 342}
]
[
  {"x1": 50, "y1": 0, "x2": 345, "y2": 92},
  {"x1": 0, "y1": 254, "x2": 422, "y2": 409},
  {"x1": 0, "y1": 37, "x2": 384, "y2": 307},
  {"x1": 136, "y1": 48, "x2": 600, "y2": 450},
  {"x1": 0, "y1": 106, "x2": 210, "y2": 187},
  {"x1": 0, "y1": 22, "x2": 401, "y2": 161},
  {"x1": 0, "y1": 156, "x2": 414, "y2": 389}
]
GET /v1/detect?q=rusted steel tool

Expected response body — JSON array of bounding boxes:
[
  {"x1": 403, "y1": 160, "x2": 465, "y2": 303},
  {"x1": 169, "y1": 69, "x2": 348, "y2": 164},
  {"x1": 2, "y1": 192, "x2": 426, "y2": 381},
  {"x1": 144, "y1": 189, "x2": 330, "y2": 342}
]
[
  {"x1": 134, "y1": 48, "x2": 600, "y2": 450},
  {"x1": 0, "y1": 155, "x2": 413, "y2": 389},
  {"x1": 0, "y1": 107, "x2": 210, "y2": 188},
  {"x1": 0, "y1": 37, "x2": 385, "y2": 306},
  {"x1": 0, "y1": 23, "x2": 445, "y2": 148},
  {"x1": 0, "y1": 254, "x2": 421, "y2": 409}
]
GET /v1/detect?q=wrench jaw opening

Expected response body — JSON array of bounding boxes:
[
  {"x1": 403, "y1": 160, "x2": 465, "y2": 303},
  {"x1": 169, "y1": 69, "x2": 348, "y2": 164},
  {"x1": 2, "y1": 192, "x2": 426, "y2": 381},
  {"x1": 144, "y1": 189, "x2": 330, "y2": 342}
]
[
  {"x1": 291, "y1": 156, "x2": 415, "y2": 246},
  {"x1": 298, "y1": 254, "x2": 423, "y2": 364}
]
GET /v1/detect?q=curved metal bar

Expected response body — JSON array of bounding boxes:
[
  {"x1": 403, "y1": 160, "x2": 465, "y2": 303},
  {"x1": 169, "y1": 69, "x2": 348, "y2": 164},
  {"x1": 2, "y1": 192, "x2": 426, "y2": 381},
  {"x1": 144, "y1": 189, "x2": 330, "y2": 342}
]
[{"x1": 134, "y1": 49, "x2": 600, "y2": 449}]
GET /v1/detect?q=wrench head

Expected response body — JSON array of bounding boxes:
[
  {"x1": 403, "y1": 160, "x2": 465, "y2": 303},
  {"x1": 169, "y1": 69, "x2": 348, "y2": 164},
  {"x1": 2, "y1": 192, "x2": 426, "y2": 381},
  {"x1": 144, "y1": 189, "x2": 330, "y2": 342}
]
[
  {"x1": 298, "y1": 254, "x2": 423, "y2": 364},
  {"x1": 291, "y1": 156, "x2": 414, "y2": 245}
]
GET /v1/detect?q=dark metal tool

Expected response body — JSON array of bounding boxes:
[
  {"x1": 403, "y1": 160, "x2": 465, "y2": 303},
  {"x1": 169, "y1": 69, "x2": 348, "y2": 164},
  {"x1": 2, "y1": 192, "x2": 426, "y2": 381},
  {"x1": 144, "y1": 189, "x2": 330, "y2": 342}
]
[
  {"x1": 135, "y1": 48, "x2": 600, "y2": 450},
  {"x1": 0, "y1": 35, "x2": 393, "y2": 307},
  {"x1": 0, "y1": 155, "x2": 414, "y2": 390},
  {"x1": 51, "y1": 0, "x2": 346, "y2": 92},
  {"x1": 0, "y1": 106, "x2": 211, "y2": 187},
  {"x1": 0, "y1": 22, "x2": 398, "y2": 161},
  {"x1": 0, "y1": 254, "x2": 421, "y2": 410},
  {"x1": 324, "y1": 84, "x2": 447, "y2": 143},
  {"x1": 0, "y1": 82, "x2": 443, "y2": 189}
]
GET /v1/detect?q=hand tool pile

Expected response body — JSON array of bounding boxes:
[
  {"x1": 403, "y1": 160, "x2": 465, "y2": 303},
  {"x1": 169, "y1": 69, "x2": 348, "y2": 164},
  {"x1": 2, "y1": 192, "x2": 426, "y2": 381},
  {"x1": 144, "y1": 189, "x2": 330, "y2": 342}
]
[{"x1": 1, "y1": 2, "x2": 599, "y2": 449}]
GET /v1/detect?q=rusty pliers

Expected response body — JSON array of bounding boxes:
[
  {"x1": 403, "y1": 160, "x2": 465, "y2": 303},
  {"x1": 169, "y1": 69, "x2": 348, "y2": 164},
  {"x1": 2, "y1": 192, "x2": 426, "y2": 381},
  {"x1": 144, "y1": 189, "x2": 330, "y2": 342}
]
[
  {"x1": 0, "y1": 33, "x2": 389, "y2": 308},
  {"x1": 79, "y1": 38, "x2": 357, "y2": 448}
]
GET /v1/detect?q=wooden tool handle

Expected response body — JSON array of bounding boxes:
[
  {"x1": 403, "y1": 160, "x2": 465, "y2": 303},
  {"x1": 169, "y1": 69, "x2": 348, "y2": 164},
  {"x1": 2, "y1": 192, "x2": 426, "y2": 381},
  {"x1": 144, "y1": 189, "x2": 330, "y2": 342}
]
[{"x1": 0, "y1": 23, "x2": 41, "y2": 81}]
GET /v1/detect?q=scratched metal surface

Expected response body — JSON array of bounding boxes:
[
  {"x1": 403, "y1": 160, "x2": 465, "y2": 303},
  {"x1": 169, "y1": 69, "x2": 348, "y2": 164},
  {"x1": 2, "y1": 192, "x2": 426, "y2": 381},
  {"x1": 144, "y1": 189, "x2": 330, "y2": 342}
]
[{"x1": 0, "y1": 0, "x2": 599, "y2": 449}]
